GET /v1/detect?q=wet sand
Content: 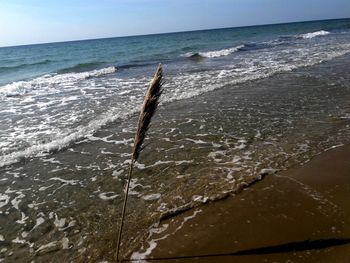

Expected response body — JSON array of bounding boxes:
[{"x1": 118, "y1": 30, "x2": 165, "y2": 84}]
[{"x1": 134, "y1": 144, "x2": 350, "y2": 262}]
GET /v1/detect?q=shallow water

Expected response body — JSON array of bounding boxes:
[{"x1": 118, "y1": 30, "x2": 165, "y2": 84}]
[{"x1": 1, "y1": 19, "x2": 350, "y2": 262}]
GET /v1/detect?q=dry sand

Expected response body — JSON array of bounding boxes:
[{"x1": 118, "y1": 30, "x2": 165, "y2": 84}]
[{"x1": 134, "y1": 145, "x2": 350, "y2": 262}]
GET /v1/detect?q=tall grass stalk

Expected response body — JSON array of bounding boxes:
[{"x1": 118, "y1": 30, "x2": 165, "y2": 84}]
[{"x1": 116, "y1": 64, "x2": 163, "y2": 261}]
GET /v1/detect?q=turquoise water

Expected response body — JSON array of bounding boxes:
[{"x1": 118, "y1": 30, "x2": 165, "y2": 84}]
[
  {"x1": 1, "y1": 18, "x2": 350, "y2": 261},
  {"x1": 2, "y1": 18, "x2": 350, "y2": 167},
  {"x1": 1, "y1": 18, "x2": 350, "y2": 85}
]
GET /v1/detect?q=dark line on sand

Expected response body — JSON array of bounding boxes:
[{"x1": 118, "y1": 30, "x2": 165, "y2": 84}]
[{"x1": 122, "y1": 238, "x2": 350, "y2": 261}]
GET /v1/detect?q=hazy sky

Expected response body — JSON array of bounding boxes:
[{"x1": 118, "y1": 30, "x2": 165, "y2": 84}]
[{"x1": 1, "y1": 0, "x2": 350, "y2": 47}]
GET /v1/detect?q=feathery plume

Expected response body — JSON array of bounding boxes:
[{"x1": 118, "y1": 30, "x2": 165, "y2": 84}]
[
  {"x1": 116, "y1": 64, "x2": 163, "y2": 261},
  {"x1": 132, "y1": 64, "x2": 163, "y2": 161}
]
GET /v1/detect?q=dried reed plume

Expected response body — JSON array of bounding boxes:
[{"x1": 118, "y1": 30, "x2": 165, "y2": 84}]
[{"x1": 116, "y1": 64, "x2": 163, "y2": 261}]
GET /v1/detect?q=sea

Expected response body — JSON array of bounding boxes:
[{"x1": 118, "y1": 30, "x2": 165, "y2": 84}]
[{"x1": 1, "y1": 18, "x2": 350, "y2": 262}]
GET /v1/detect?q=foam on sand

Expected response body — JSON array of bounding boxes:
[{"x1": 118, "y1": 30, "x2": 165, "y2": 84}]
[
  {"x1": 0, "y1": 194, "x2": 10, "y2": 208},
  {"x1": 142, "y1": 193, "x2": 161, "y2": 201},
  {"x1": 98, "y1": 192, "x2": 119, "y2": 200},
  {"x1": 131, "y1": 209, "x2": 202, "y2": 261}
]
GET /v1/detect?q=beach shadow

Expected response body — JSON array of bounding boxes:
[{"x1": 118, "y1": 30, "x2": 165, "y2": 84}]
[{"x1": 125, "y1": 238, "x2": 350, "y2": 261}]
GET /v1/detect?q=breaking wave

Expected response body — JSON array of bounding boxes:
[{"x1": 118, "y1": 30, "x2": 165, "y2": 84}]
[
  {"x1": 2, "y1": 43, "x2": 350, "y2": 168},
  {"x1": 0, "y1": 66, "x2": 116, "y2": 97},
  {"x1": 183, "y1": 30, "x2": 332, "y2": 60},
  {"x1": 0, "y1": 106, "x2": 137, "y2": 168},
  {"x1": 300, "y1": 30, "x2": 330, "y2": 39},
  {"x1": 184, "y1": 45, "x2": 245, "y2": 59}
]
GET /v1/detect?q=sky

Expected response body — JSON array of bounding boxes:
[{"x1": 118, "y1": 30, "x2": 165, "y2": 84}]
[{"x1": 0, "y1": 0, "x2": 350, "y2": 47}]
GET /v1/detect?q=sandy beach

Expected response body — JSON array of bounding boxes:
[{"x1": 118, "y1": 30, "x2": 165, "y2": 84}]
[
  {"x1": 132, "y1": 144, "x2": 350, "y2": 262},
  {"x1": 1, "y1": 18, "x2": 350, "y2": 262}
]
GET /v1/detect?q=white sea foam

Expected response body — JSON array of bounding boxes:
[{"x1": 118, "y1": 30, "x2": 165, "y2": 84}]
[
  {"x1": 300, "y1": 30, "x2": 330, "y2": 39},
  {"x1": 31, "y1": 217, "x2": 45, "y2": 231},
  {"x1": 0, "y1": 66, "x2": 116, "y2": 97},
  {"x1": 184, "y1": 45, "x2": 244, "y2": 58},
  {"x1": 49, "y1": 177, "x2": 78, "y2": 186},
  {"x1": 185, "y1": 138, "x2": 208, "y2": 144},
  {"x1": 131, "y1": 209, "x2": 202, "y2": 261},
  {"x1": 324, "y1": 144, "x2": 344, "y2": 152},
  {"x1": 16, "y1": 212, "x2": 29, "y2": 224},
  {"x1": 142, "y1": 193, "x2": 161, "y2": 201},
  {"x1": 201, "y1": 45, "x2": 245, "y2": 58},
  {"x1": 163, "y1": 44, "x2": 350, "y2": 106},
  {"x1": 1, "y1": 40, "x2": 350, "y2": 170},
  {"x1": 0, "y1": 107, "x2": 137, "y2": 168},
  {"x1": 112, "y1": 169, "x2": 124, "y2": 179},
  {"x1": 12, "y1": 237, "x2": 27, "y2": 244},
  {"x1": 53, "y1": 214, "x2": 66, "y2": 229},
  {"x1": 98, "y1": 192, "x2": 119, "y2": 200},
  {"x1": 208, "y1": 150, "x2": 226, "y2": 162},
  {"x1": 192, "y1": 195, "x2": 209, "y2": 203},
  {"x1": 131, "y1": 239, "x2": 157, "y2": 262},
  {"x1": 11, "y1": 193, "x2": 25, "y2": 210},
  {"x1": 39, "y1": 185, "x2": 54, "y2": 191},
  {"x1": 35, "y1": 241, "x2": 58, "y2": 253},
  {"x1": 0, "y1": 194, "x2": 10, "y2": 208},
  {"x1": 136, "y1": 160, "x2": 194, "y2": 170},
  {"x1": 128, "y1": 178, "x2": 148, "y2": 196},
  {"x1": 59, "y1": 220, "x2": 76, "y2": 231},
  {"x1": 61, "y1": 237, "x2": 69, "y2": 249}
]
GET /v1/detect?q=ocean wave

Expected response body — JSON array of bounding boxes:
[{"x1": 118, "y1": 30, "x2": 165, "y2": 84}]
[
  {"x1": 166, "y1": 44, "x2": 350, "y2": 105},
  {"x1": 57, "y1": 62, "x2": 109, "y2": 74},
  {"x1": 183, "y1": 45, "x2": 245, "y2": 58},
  {"x1": 0, "y1": 66, "x2": 116, "y2": 97},
  {"x1": 2, "y1": 42, "x2": 350, "y2": 168},
  {"x1": 1, "y1": 45, "x2": 350, "y2": 168},
  {"x1": 0, "y1": 106, "x2": 137, "y2": 168},
  {"x1": 183, "y1": 29, "x2": 332, "y2": 60},
  {"x1": 185, "y1": 53, "x2": 205, "y2": 60},
  {"x1": 300, "y1": 30, "x2": 330, "y2": 39},
  {"x1": 0, "y1": 59, "x2": 52, "y2": 73}
]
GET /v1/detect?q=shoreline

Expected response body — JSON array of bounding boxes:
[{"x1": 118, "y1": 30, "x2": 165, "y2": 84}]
[
  {"x1": 133, "y1": 144, "x2": 350, "y2": 262},
  {"x1": 1, "y1": 20, "x2": 350, "y2": 262}
]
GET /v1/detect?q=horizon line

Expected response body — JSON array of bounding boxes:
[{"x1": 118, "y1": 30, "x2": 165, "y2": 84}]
[{"x1": 1, "y1": 16, "x2": 349, "y2": 49}]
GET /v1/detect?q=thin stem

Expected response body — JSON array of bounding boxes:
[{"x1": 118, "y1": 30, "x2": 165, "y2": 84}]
[{"x1": 116, "y1": 159, "x2": 134, "y2": 262}]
